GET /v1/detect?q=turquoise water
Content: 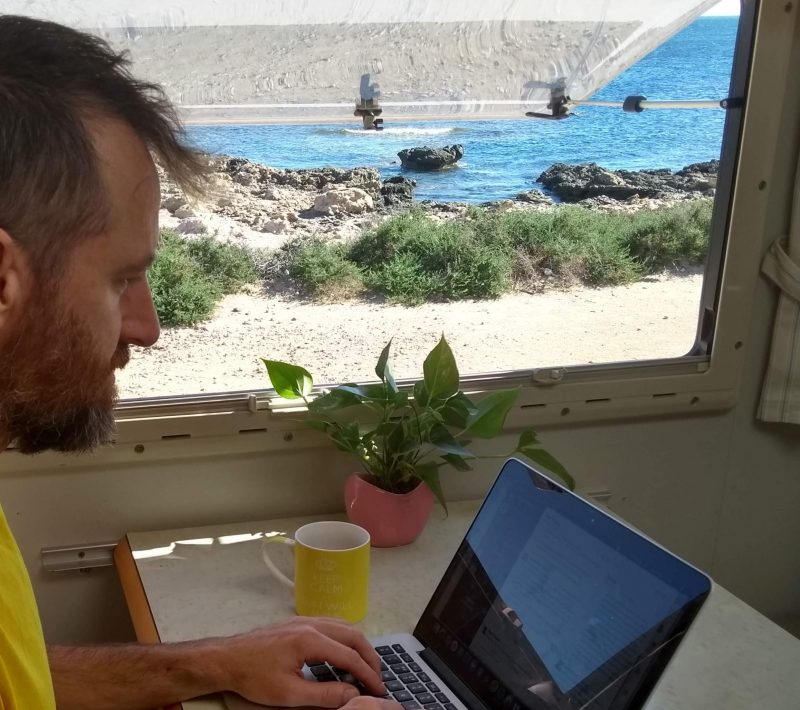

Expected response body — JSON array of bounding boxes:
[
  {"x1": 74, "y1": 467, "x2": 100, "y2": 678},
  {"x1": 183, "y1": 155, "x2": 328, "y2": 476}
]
[{"x1": 188, "y1": 16, "x2": 738, "y2": 203}]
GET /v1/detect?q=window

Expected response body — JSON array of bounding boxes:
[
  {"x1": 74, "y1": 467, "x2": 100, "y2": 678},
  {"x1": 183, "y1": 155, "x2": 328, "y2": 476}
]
[{"x1": 14, "y1": 1, "x2": 771, "y2": 432}]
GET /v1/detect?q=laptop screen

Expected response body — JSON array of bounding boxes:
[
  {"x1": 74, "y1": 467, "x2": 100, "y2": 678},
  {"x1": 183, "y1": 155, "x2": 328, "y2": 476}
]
[{"x1": 414, "y1": 458, "x2": 710, "y2": 710}]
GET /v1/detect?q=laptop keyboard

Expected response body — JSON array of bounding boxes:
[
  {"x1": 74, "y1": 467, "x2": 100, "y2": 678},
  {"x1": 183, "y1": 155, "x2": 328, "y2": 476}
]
[{"x1": 306, "y1": 643, "x2": 458, "y2": 710}]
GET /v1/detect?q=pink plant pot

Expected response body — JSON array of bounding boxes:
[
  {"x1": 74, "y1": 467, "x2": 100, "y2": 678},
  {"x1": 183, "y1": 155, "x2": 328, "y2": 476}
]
[{"x1": 344, "y1": 474, "x2": 435, "y2": 547}]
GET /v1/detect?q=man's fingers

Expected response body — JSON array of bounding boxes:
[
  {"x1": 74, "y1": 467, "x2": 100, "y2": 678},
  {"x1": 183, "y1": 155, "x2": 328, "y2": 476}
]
[
  {"x1": 298, "y1": 630, "x2": 385, "y2": 697},
  {"x1": 304, "y1": 618, "x2": 382, "y2": 673},
  {"x1": 341, "y1": 697, "x2": 404, "y2": 710},
  {"x1": 276, "y1": 678, "x2": 360, "y2": 709}
]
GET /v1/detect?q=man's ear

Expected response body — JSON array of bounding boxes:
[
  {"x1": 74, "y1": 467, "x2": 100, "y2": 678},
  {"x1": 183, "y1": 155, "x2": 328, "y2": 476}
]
[{"x1": 0, "y1": 229, "x2": 29, "y2": 329}]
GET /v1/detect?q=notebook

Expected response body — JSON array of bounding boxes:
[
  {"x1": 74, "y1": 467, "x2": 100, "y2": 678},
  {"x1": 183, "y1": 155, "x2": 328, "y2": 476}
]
[{"x1": 228, "y1": 457, "x2": 711, "y2": 710}]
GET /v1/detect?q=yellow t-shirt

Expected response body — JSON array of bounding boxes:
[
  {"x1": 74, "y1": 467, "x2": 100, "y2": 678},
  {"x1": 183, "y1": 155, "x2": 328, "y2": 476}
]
[{"x1": 0, "y1": 504, "x2": 56, "y2": 709}]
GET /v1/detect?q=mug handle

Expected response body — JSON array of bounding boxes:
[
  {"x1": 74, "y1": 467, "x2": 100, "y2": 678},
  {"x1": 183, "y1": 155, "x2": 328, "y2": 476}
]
[{"x1": 262, "y1": 536, "x2": 295, "y2": 588}]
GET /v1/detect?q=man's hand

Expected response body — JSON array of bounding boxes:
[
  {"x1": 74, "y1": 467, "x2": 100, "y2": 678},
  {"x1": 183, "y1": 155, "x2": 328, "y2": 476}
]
[
  {"x1": 341, "y1": 697, "x2": 404, "y2": 710},
  {"x1": 50, "y1": 616, "x2": 403, "y2": 710},
  {"x1": 219, "y1": 617, "x2": 390, "y2": 708}
]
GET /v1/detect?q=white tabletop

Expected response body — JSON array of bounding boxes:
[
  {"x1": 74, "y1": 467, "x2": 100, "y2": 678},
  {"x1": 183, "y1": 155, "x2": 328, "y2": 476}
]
[{"x1": 124, "y1": 500, "x2": 800, "y2": 710}]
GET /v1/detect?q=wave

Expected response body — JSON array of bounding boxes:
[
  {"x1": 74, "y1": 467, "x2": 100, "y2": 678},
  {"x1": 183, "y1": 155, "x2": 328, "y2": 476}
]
[{"x1": 339, "y1": 126, "x2": 465, "y2": 136}]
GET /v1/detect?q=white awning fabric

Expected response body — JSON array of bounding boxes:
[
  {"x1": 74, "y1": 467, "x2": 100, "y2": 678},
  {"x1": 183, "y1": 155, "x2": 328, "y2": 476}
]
[
  {"x1": 5, "y1": 0, "x2": 718, "y2": 123},
  {"x1": 759, "y1": 154, "x2": 800, "y2": 424}
]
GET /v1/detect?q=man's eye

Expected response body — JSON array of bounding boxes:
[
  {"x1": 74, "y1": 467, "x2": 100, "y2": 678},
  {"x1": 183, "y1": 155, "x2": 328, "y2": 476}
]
[{"x1": 120, "y1": 273, "x2": 145, "y2": 289}]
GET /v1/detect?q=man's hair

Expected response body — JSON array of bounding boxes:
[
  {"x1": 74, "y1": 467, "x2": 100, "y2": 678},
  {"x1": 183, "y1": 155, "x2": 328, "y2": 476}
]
[{"x1": 0, "y1": 15, "x2": 207, "y2": 273}]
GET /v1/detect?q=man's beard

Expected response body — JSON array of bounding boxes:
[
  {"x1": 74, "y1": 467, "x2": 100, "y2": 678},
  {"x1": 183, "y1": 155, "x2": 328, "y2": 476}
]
[{"x1": 0, "y1": 286, "x2": 129, "y2": 454}]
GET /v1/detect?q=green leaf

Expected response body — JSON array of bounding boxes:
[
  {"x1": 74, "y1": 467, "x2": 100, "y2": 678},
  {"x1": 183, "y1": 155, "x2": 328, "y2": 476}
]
[
  {"x1": 262, "y1": 359, "x2": 313, "y2": 400},
  {"x1": 440, "y1": 392, "x2": 476, "y2": 429},
  {"x1": 415, "y1": 461, "x2": 448, "y2": 514},
  {"x1": 305, "y1": 419, "x2": 332, "y2": 434},
  {"x1": 386, "y1": 419, "x2": 411, "y2": 454},
  {"x1": 423, "y1": 335, "x2": 460, "y2": 402},
  {"x1": 330, "y1": 421, "x2": 362, "y2": 454},
  {"x1": 517, "y1": 444, "x2": 575, "y2": 491},
  {"x1": 308, "y1": 388, "x2": 363, "y2": 413},
  {"x1": 465, "y1": 389, "x2": 520, "y2": 438},
  {"x1": 375, "y1": 340, "x2": 399, "y2": 394},
  {"x1": 413, "y1": 380, "x2": 429, "y2": 407},
  {"x1": 517, "y1": 429, "x2": 540, "y2": 448},
  {"x1": 337, "y1": 383, "x2": 394, "y2": 403},
  {"x1": 429, "y1": 424, "x2": 476, "y2": 459},
  {"x1": 406, "y1": 408, "x2": 442, "y2": 445},
  {"x1": 441, "y1": 453, "x2": 473, "y2": 472}
]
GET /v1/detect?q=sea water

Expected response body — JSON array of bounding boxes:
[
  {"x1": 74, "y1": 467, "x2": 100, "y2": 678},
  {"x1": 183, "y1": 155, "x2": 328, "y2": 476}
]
[{"x1": 187, "y1": 16, "x2": 738, "y2": 204}]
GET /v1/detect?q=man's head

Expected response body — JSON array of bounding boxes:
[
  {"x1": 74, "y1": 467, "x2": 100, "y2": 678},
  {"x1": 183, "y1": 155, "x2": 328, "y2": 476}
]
[{"x1": 0, "y1": 15, "x2": 207, "y2": 453}]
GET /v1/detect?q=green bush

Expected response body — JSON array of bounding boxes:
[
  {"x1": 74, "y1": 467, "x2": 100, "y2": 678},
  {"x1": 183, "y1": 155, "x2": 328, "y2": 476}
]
[
  {"x1": 363, "y1": 252, "x2": 439, "y2": 304},
  {"x1": 351, "y1": 213, "x2": 513, "y2": 304},
  {"x1": 618, "y1": 200, "x2": 712, "y2": 270},
  {"x1": 268, "y1": 200, "x2": 712, "y2": 305},
  {"x1": 183, "y1": 234, "x2": 258, "y2": 291},
  {"x1": 278, "y1": 238, "x2": 364, "y2": 299},
  {"x1": 149, "y1": 230, "x2": 259, "y2": 326},
  {"x1": 498, "y1": 201, "x2": 710, "y2": 286}
]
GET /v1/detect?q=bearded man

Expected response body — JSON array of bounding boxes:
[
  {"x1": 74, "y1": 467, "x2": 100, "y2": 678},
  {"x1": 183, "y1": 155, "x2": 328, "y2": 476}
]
[{"x1": 0, "y1": 14, "x2": 399, "y2": 710}]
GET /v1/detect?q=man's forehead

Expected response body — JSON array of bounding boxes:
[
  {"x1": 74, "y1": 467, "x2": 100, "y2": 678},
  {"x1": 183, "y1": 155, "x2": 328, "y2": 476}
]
[
  {"x1": 81, "y1": 116, "x2": 160, "y2": 262},
  {"x1": 88, "y1": 115, "x2": 159, "y2": 199}
]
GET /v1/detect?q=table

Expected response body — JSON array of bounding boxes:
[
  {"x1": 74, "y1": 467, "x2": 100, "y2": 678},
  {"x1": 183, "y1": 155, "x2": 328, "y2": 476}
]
[{"x1": 115, "y1": 501, "x2": 800, "y2": 710}]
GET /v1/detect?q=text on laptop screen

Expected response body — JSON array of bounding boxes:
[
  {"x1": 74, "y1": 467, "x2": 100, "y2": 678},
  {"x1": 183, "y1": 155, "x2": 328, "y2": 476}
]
[{"x1": 415, "y1": 459, "x2": 710, "y2": 710}]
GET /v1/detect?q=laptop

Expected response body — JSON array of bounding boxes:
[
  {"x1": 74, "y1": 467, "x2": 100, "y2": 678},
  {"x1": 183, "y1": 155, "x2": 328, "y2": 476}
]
[{"x1": 231, "y1": 457, "x2": 711, "y2": 710}]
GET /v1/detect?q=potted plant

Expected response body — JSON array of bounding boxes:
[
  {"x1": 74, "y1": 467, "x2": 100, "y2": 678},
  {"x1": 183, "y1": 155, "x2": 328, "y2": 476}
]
[{"x1": 262, "y1": 335, "x2": 571, "y2": 547}]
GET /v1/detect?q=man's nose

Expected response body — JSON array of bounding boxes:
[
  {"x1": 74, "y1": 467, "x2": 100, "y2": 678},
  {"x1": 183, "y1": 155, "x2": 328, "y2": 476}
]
[{"x1": 120, "y1": 278, "x2": 161, "y2": 347}]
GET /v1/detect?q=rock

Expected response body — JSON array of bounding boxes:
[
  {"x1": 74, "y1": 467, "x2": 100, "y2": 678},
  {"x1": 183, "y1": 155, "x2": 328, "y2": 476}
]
[
  {"x1": 256, "y1": 218, "x2": 290, "y2": 234},
  {"x1": 397, "y1": 144, "x2": 464, "y2": 171},
  {"x1": 174, "y1": 205, "x2": 197, "y2": 218},
  {"x1": 677, "y1": 160, "x2": 719, "y2": 175},
  {"x1": 516, "y1": 189, "x2": 554, "y2": 205},
  {"x1": 259, "y1": 186, "x2": 284, "y2": 201},
  {"x1": 176, "y1": 217, "x2": 208, "y2": 234},
  {"x1": 482, "y1": 199, "x2": 516, "y2": 212},
  {"x1": 232, "y1": 171, "x2": 254, "y2": 186},
  {"x1": 538, "y1": 163, "x2": 640, "y2": 201},
  {"x1": 271, "y1": 166, "x2": 381, "y2": 196},
  {"x1": 537, "y1": 161, "x2": 720, "y2": 203},
  {"x1": 313, "y1": 187, "x2": 374, "y2": 216},
  {"x1": 381, "y1": 176, "x2": 416, "y2": 206},
  {"x1": 251, "y1": 215, "x2": 290, "y2": 234},
  {"x1": 162, "y1": 195, "x2": 187, "y2": 213}
]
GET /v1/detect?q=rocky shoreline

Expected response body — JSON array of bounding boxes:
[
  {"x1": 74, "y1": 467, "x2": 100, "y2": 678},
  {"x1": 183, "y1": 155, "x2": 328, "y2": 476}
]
[{"x1": 159, "y1": 156, "x2": 718, "y2": 251}]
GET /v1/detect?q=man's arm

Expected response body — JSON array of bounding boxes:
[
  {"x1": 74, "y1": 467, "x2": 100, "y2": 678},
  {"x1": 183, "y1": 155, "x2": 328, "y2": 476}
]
[{"x1": 49, "y1": 617, "x2": 394, "y2": 710}]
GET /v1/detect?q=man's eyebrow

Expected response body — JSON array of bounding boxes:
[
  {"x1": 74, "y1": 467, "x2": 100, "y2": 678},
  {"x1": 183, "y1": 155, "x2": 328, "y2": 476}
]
[{"x1": 127, "y1": 252, "x2": 157, "y2": 272}]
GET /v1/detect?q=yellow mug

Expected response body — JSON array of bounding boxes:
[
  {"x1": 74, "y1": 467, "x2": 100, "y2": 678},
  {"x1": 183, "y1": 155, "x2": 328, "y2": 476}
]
[{"x1": 262, "y1": 521, "x2": 370, "y2": 622}]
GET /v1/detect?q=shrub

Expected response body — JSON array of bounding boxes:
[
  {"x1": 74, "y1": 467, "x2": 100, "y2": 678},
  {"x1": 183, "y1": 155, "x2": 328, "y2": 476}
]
[
  {"x1": 618, "y1": 200, "x2": 712, "y2": 270},
  {"x1": 183, "y1": 235, "x2": 258, "y2": 291},
  {"x1": 149, "y1": 232, "x2": 220, "y2": 326},
  {"x1": 263, "y1": 201, "x2": 712, "y2": 305},
  {"x1": 363, "y1": 252, "x2": 439, "y2": 304},
  {"x1": 501, "y1": 208, "x2": 592, "y2": 279},
  {"x1": 149, "y1": 230, "x2": 259, "y2": 326},
  {"x1": 350, "y1": 213, "x2": 513, "y2": 304},
  {"x1": 278, "y1": 238, "x2": 364, "y2": 299}
]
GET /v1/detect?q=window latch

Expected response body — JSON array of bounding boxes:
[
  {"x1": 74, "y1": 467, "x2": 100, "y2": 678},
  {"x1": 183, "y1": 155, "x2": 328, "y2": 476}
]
[{"x1": 531, "y1": 367, "x2": 566, "y2": 384}]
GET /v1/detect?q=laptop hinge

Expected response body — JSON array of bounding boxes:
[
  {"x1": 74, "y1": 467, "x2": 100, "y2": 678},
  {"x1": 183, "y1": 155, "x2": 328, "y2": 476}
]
[{"x1": 418, "y1": 646, "x2": 491, "y2": 710}]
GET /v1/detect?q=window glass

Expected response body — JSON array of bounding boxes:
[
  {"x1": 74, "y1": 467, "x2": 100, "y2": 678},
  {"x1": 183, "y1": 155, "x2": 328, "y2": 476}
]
[{"x1": 13, "y1": 2, "x2": 741, "y2": 398}]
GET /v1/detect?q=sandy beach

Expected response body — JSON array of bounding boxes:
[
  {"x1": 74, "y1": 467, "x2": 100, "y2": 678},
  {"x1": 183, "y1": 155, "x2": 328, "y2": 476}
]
[{"x1": 117, "y1": 270, "x2": 703, "y2": 399}]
